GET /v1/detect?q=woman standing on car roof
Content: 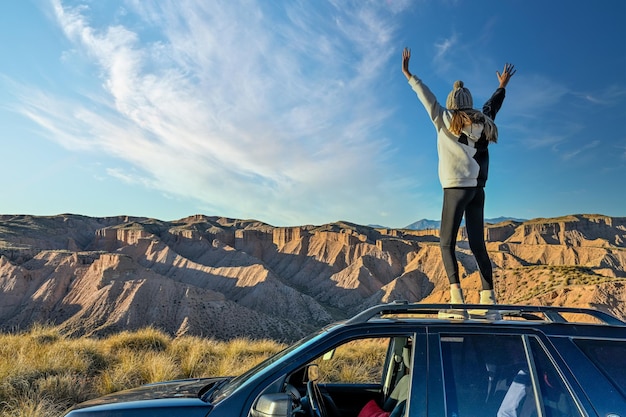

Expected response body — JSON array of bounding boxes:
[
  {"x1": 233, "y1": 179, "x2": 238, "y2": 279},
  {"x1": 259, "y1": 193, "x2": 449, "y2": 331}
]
[{"x1": 401, "y1": 47, "x2": 515, "y2": 308}]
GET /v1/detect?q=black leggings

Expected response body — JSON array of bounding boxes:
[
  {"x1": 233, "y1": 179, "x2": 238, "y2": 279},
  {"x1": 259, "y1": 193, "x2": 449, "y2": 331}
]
[{"x1": 439, "y1": 187, "x2": 493, "y2": 290}]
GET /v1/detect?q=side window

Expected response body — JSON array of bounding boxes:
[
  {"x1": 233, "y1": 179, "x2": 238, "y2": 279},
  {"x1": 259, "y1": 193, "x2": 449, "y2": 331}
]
[
  {"x1": 574, "y1": 339, "x2": 626, "y2": 397},
  {"x1": 528, "y1": 337, "x2": 582, "y2": 417},
  {"x1": 312, "y1": 337, "x2": 391, "y2": 384},
  {"x1": 440, "y1": 334, "x2": 539, "y2": 417},
  {"x1": 279, "y1": 336, "x2": 415, "y2": 417},
  {"x1": 440, "y1": 334, "x2": 583, "y2": 417}
]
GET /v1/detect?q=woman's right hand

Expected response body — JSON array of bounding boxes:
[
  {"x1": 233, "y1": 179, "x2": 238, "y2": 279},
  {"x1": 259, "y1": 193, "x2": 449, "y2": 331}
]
[{"x1": 402, "y1": 48, "x2": 412, "y2": 80}]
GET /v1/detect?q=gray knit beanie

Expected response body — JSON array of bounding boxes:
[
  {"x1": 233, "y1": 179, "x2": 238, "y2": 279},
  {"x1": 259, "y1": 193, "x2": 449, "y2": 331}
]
[{"x1": 446, "y1": 80, "x2": 473, "y2": 110}]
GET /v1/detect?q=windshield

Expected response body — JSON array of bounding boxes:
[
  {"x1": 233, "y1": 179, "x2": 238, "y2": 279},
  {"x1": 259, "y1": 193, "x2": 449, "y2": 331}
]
[{"x1": 206, "y1": 326, "x2": 331, "y2": 403}]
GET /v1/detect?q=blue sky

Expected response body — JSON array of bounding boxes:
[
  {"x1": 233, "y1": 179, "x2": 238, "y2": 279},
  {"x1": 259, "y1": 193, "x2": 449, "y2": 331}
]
[{"x1": 1, "y1": 0, "x2": 625, "y2": 228}]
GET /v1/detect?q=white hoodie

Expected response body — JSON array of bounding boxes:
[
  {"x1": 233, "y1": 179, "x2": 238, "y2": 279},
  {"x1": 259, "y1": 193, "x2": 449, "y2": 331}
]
[{"x1": 408, "y1": 75, "x2": 505, "y2": 188}]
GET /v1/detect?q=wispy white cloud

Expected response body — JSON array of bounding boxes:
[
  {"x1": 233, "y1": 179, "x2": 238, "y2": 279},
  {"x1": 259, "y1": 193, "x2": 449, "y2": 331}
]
[
  {"x1": 572, "y1": 84, "x2": 626, "y2": 106},
  {"x1": 523, "y1": 133, "x2": 568, "y2": 150},
  {"x1": 619, "y1": 140, "x2": 626, "y2": 161},
  {"x1": 504, "y1": 74, "x2": 569, "y2": 119},
  {"x1": 562, "y1": 139, "x2": 600, "y2": 161},
  {"x1": 433, "y1": 33, "x2": 458, "y2": 72},
  {"x1": 15, "y1": 0, "x2": 412, "y2": 225}
]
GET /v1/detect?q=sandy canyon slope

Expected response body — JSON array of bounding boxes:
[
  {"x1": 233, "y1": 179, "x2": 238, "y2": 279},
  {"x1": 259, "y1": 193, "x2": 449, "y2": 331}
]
[{"x1": 0, "y1": 213, "x2": 625, "y2": 341}]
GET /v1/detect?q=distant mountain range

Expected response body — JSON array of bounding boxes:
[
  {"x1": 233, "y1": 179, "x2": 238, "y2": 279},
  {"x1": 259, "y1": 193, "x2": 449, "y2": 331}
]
[
  {"x1": 0, "y1": 213, "x2": 624, "y2": 341},
  {"x1": 403, "y1": 216, "x2": 527, "y2": 231}
]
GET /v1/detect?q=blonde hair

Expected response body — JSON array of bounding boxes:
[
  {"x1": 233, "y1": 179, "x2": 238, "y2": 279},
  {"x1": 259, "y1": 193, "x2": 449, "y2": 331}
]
[{"x1": 449, "y1": 109, "x2": 498, "y2": 143}]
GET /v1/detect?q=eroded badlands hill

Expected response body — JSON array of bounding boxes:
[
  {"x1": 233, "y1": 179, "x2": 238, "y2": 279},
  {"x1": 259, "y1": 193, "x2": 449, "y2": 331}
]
[{"x1": 0, "y1": 213, "x2": 625, "y2": 341}]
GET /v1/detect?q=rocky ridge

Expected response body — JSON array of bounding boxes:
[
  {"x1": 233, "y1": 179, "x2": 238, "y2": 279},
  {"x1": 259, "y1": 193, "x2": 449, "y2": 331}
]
[{"x1": 0, "y1": 213, "x2": 625, "y2": 341}]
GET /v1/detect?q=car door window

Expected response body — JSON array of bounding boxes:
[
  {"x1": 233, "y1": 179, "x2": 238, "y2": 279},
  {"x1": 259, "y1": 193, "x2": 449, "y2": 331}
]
[
  {"x1": 440, "y1": 334, "x2": 538, "y2": 417},
  {"x1": 574, "y1": 339, "x2": 626, "y2": 397},
  {"x1": 314, "y1": 337, "x2": 390, "y2": 384},
  {"x1": 528, "y1": 337, "x2": 583, "y2": 417},
  {"x1": 439, "y1": 333, "x2": 583, "y2": 417},
  {"x1": 298, "y1": 336, "x2": 414, "y2": 417}
]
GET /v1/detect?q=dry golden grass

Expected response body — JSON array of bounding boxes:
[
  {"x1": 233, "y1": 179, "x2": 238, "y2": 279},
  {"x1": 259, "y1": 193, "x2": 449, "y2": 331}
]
[
  {"x1": 0, "y1": 326, "x2": 385, "y2": 416},
  {"x1": 0, "y1": 325, "x2": 286, "y2": 417},
  {"x1": 169, "y1": 336, "x2": 222, "y2": 378},
  {"x1": 103, "y1": 327, "x2": 170, "y2": 353}
]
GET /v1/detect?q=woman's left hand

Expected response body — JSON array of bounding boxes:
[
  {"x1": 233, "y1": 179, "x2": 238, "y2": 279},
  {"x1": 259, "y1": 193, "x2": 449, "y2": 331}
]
[{"x1": 497, "y1": 63, "x2": 516, "y2": 88}]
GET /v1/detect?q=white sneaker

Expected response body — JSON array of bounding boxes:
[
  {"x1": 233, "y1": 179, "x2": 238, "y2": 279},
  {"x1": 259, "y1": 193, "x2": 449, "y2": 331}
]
[
  {"x1": 468, "y1": 309, "x2": 501, "y2": 320},
  {"x1": 469, "y1": 290, "x2": 502, "y2": 320},
  {"x1": 439, "y1": 309, "x2": 469, "y2": 320},
  {"x1": 439, "y1": 286, "x2": 469, "y2": 319}
]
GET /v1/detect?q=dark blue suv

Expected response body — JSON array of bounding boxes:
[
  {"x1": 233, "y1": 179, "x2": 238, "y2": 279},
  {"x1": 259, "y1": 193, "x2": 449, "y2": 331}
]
[{"x1": 64, "y1": 303, "x2": 626, "y2": 417}]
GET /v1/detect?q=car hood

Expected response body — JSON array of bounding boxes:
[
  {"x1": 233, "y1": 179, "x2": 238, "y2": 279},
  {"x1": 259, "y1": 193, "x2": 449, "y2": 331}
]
[{"x1": 69, "y1": 377, "x2": 228, "y2": 410}]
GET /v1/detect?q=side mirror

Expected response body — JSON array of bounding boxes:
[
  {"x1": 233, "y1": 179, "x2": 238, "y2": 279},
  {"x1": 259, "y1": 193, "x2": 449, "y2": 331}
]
[
  {"x1": 307, "y1": 364, "x2": 319, "y2": 382},
  {"x1": 322, "y1": 349, "x2": 335, "y2": 361},
  {"x1": 251, "y1": 393, "x2": 294, "y2": 417}
]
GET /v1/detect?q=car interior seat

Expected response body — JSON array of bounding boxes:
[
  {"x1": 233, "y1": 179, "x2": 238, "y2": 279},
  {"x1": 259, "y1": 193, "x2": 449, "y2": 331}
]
[{"x1": 382, "y1": 341, "x2": 412, "y2": 416}]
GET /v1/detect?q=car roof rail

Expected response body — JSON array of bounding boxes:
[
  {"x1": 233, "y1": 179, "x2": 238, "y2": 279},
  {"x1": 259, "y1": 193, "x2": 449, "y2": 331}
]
[{"x1": 346, "y1": 301, "x2": 626, "y2": 326}]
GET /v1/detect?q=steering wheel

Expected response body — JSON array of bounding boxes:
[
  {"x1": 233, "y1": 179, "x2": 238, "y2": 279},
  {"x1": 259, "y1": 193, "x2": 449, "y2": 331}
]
[
  {"x1": 283, "y1": 383, "x2": 303, "y2": 414},
  {"x1": 306, "y1": 380, "x2": 327, "y2": 417}
]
